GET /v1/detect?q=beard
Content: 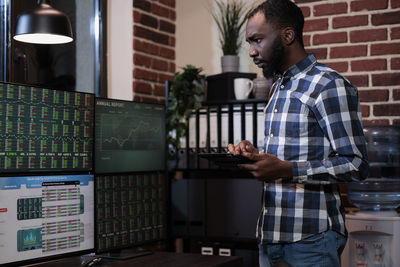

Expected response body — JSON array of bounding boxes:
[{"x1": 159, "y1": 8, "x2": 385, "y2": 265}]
[{"x1": 262, "y1": 36, "x2": 284, "y2": 79}]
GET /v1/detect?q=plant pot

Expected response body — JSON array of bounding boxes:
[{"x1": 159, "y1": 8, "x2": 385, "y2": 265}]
[{"x1": 221, "y1": 55, "x2": 239, "y2": 73}]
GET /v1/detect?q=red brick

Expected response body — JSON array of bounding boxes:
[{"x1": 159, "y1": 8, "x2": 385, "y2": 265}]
[
  {"x1": 314, "y1": 3, "x2": 347, "y2": 16},
  {"x1": 391, "y1": 27, "x2": 400, "y2": 39},
  {"x1": 159, "y1": 47, "x2": 175, "y2": 60},
  {"x1": 133, "y1": 0, "x2": 152, "y2": 12},
  {"x1": 169, "y1": 36, "x2": 175, "y2": 47},
  {"x1": 371, "y1": 43, "x2": 400, "y2": 56},
  {"x1": 152, "y1": 31, "x2": 170, "y2": 45},
  {"x1": 134, "y1": 68, "x2": 158, "y2": 82},
  {"x1": 374, "y1": 104, "x2": 400, "y2": 116},
  {"x1": 372, "y1": 11, "x2": 400, "y2": 25},
  {"x1": 323, "y1": 61, "x2": 348, "y2": 73},
  {"x1": 330, "y1": 45, "x2": 367, "y2": 58},
  {"x1": 169, "y1": 10, "x2": 176, "y2": 21},
  {"x1": 133, "y1": 81, "x2": 153, "y2": 94},
  {"x1": 359, "y1": 89, "x2": 389, "y2": 102},
  {"x1": 159, "y1": 0, "x2": 175, "y2": 8},
  {"x1": 133, "y1": 10, "x2": 141, "y2": 23},
  {"x1": 351, "y1": 59, "x2": 387, "y2": 72},
  {"x1": 393, "y1": 89, "x2": 400, "y2": 100},
  {"x1": 300, "y1": 6, "x2": 311, "y2": 17},
  {"x1": 133, "y1": 39, "x2": 160, "y2": 56},
  {"x1": 304, "y1": 18, "x2": 328, "y2": 32},
  {"x1": 134, "y1": 53, "x2": 152, "y2": 67},
  {"x1": 306, "y1": 48, "x2": 327, "y2": 59},
  {"x1": 347, "y1": 75, "x2": 369, "y2": 87},
  {"x1": 169, "y1": 62, "x2": 176, "y2": 73},
  {"x1": 332, "y1": 15, "x2": 368, "y2": 29},
  {"x1": 303, "y1": 35, "x2": 311, "y2": 47},
  {"x1": 152, "y1": 58, "x2": 169, "y2": 71},
  {"x1": 392, "y1": 58, "x2": 400, "y2": 70},
  {"x1": 154, "y1": 84, "x2": 166, "y2": 96},
  {"x1": 134, "y1": 25, "x2": 153, "y2": 41},
  {"x1": 361, "y1": 105, "x2": 370, "y2": 117},
  {"x1": 158, "y1": 73, "x2": 175, "y2": 83},
  {"x1": 134, "y1": 26, "x2": 170, "y2": 45},
  {"x1": 372, "y1": 73, "x2": 400, "y2": 86},
  {"x1": 363, "y1": 119, "x2": 390, "y2": 126},
  {"x1": 152, "y1": 3, "x2": 171, "y2": 18},
  {"x1": 160, "y1": 19, "x2": 175, "y2": 34},
  {"x1": 313, "y1": 32, "x2": 347, "y2": 45},
  {"x1": 350, "y1": 29, "x2": 387, "y2": 43},
  {"x1": 351, "y1": 0, "x2": 388, "y2": 12},
  {"x1": 140, "y1": 13, "x2": 158, "y2": 29},
  {"x1": 392, "y1": 0, "x2": 400, "y2": 8}
]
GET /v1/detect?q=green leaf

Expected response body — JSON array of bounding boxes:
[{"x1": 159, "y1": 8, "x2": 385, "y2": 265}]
[{"x1": 166, "y1": 64, "x2": 205, "y2": 152}]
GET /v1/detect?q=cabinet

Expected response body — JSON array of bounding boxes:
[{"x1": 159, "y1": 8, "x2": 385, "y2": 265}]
[{"x1": 166, "y1": 79, "x2": 268, "y2": 263}]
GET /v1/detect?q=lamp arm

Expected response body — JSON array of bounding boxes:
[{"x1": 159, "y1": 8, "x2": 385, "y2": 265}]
[{"x1": 14, "y1": 49, "x2": 28, "y2": 82}]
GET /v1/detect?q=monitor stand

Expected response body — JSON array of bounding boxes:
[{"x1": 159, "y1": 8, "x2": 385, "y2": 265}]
[{"x1": 96, "y1": 249, "x2": 153, "y2": 260}]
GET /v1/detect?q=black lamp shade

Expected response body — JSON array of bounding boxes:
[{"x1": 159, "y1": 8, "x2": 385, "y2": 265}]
[{"x1": 14, "y1": 0, "x2": 73, "y2": 44}]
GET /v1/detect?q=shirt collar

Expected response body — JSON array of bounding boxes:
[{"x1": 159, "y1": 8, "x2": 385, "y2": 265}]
[{"x1": 282, "y1": 53, "x2": 317, "y2": 79}]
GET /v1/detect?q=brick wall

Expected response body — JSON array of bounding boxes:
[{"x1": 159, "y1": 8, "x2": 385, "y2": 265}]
[
  {"x1": 132, "y1": 0, "x2": 176, "y2": 104},
  {"x1": 296, "y1": 0, "x2": 400, "y2": 125}
]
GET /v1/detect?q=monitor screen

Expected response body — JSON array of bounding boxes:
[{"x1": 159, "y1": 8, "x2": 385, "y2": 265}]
[
  {"x1": 94, "y1": 98, "x2": 165, "y2": 174},
  {"x1": 0, "y1": 82, "x2": 94, "y2": 173},
  {"x1": 95, "y1": 172, "x2": 166, "y2": 253},
  {"x1": 0, "y1": 174, "x2": 95, "y2": 265}
]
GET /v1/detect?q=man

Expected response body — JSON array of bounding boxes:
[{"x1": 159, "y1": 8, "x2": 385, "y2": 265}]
[{"x1": 228, "y1": 0, "x2": 369, "y2": 266}]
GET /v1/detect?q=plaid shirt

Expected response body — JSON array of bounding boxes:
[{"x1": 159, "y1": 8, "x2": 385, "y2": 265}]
[{"x1": 257, "y1": 53, "x2": 369, "y2": 243}]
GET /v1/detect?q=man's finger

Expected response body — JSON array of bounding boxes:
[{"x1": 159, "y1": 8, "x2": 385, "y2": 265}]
[
  {"x1": 242, "y1": 151, "x2": 262, "y2": 161},
  {"x1": 228, "y1": 144, "x2": 235, "y2": 153}
]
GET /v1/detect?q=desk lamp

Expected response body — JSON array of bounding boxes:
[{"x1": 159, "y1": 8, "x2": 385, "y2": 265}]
[{"x1": 13, "y1": 0, "x2": 73, "y2": 44}]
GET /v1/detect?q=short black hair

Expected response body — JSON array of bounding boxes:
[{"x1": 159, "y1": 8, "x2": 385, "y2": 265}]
[{"x1": 248, "y1": 0, "x2": 305, "y2": 47}]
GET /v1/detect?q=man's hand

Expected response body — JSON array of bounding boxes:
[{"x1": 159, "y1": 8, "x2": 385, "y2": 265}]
[
  {"x1": 228, "y1": 140, "x2": 259, "y2": 155},
  {"x1": 228, "y1": 141, "x2": 292, "y2": 182},
  {"x1": 239, "y1": 152, "x2": 293, "y2": 182}
]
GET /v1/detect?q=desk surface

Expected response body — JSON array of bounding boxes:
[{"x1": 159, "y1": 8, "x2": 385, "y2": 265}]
[{"x1": 25, "y1": 251, "x2": 243, "y2": 267}]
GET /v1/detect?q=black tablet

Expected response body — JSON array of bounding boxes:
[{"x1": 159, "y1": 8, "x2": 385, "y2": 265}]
[{"x1": 199, "y1": 152, "x2": 256, "y2": 168}]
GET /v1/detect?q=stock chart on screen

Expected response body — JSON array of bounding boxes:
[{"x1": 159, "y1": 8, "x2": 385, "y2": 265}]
[
  {"x1": 95, "y1": 98, "x2": 165, "y2": 174},
  {"x1": 0, "y1": 82, "x2": 94, "y2": 173}
]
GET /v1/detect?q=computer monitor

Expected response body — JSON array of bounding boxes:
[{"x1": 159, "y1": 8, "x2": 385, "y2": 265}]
[
  {"x1": 95, "y1": 171, "x2": 166, "y2": 255},
  {"x1": 0, "y1": 174, "x2": 95, "y2": 266},
  {"x1": 0, "y1": 82, "x2": 94, "y2": 173},
  {"x1": 94, "y1": 98, "x2": 165, "y2": 174}
]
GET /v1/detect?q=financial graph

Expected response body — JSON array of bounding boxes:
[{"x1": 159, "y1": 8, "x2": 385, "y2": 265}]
[
  {"x1": 100, "y1": 114, "x2": 162, "y2": 151},
  {"x1": 95, "y1": 99, "x2": 165, "y2": 173}
]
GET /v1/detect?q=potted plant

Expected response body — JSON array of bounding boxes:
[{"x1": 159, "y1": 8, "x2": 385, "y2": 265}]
[
  {"x1": 166, "y1": 65, "x2": 206, "y2": 165},
  {"x1": 211, "y1": 0, "x2": 252, "y2": 72}
]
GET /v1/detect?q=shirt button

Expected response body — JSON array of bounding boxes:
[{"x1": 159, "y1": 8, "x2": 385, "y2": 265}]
[
  {"x1": 280, "y1": 85, "x2": 284, "y2": 89},
  {"x1": 274, "y1": 109, "x2": 278, "y2": 113},
  {"x1": 270, "y1": 133, "x2": 274, "y2": 137}
]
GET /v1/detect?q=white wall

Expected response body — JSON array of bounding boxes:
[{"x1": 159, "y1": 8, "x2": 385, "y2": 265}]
[
  {"x1": 107, "y1": 0, "x2": 133, "y2": 100},
  {"x1": 176, "y1": 0, "x2": 262, "y2": 76}
]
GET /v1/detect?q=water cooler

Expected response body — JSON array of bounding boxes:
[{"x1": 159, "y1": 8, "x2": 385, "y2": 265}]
[{"x1": 341, "y1": 126, "x2": 400, "y2": 267}]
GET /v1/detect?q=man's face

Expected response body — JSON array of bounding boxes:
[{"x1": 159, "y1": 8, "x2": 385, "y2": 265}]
[{"x1": 246, "y1": 12, "x2": 284, "y2": 78}]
